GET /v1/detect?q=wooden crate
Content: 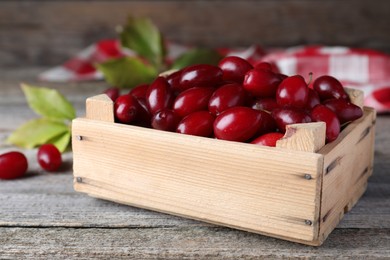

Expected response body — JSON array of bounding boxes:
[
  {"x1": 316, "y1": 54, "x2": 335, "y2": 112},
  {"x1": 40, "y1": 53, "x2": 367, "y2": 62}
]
[{"x1": 72, "y1": 90, "x2": 376, "y2": 246}]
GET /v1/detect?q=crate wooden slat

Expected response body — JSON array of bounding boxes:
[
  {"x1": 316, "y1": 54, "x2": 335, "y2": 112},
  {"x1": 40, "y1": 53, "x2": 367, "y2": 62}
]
[
  {"x1": 72, "y1": 92, "x2": 375, "y2": 246},
  {"x1": 317, "y1": 106, "x2": 376, "y2": 244}
]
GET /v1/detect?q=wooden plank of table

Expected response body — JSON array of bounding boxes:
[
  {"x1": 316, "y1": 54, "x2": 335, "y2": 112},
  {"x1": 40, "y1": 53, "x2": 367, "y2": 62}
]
[
  {"x1": 0, "y1": 227, "x2": 389, "y2": 259},
  {"x1": 0, "y1": 1, "x2": 389, "y2": 67},
  {"x1": 1, "y1": 68, "x2": 390, "y2": 256}
]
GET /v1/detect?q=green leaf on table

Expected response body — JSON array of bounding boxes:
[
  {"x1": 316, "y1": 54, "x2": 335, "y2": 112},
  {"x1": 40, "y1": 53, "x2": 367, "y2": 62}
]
[
  {"x1": 120, "y1": 17, "x2": 166, "y2": 69},
  {"x1": 7, "y1": 118, "x2": 69, "y2": 150},
  {"x1": 170, "y1": 49, "x2": 222, "y2": 70},
  {"x1": 47, "y1": 131, "x2": 71, "y2": 153},
  {"x1": 96, "y1": 57, "x2": 157, "y2": 88},
  {"x1": 21, "y1": 84, "x2": 76, "y2": 120}
]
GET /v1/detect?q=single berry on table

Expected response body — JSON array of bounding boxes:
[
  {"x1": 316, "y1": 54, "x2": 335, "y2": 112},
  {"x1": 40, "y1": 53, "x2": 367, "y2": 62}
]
[
  {"x1": 0, "y1": 151, "x2": 28, "y2": 179},
  {"x1": 37, "y1": 144, "x2": 62, "y2": 172}
]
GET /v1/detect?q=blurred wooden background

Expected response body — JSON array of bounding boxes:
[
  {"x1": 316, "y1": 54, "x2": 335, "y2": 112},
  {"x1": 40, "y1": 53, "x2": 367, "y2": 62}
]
[{"x1": 1, "y1": 0, "x2": 389, "y2": 67}]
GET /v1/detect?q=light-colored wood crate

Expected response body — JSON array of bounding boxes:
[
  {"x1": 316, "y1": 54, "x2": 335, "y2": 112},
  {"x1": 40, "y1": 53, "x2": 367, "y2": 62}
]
[{"x1": 72, "y1": 91, "x2": 376, "y2": 246}]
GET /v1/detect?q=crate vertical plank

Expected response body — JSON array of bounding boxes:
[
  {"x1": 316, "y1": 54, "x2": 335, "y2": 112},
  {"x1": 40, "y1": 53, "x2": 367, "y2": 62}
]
[
  {"x1": 276, "y1": 122, "x2": 326, "y2": 152},
  {"x1": 72, "y1": 119, "x2": 324, "y2": 243},
  {"x1": 86, "y1": 94, "x2": 114, "y2": 122},
  {"x1": 317, "y1": 107, "x2": 376, "y2": 243},
  {"x1": 344, "y1": 88, "x2": 364, "y2": 108}
]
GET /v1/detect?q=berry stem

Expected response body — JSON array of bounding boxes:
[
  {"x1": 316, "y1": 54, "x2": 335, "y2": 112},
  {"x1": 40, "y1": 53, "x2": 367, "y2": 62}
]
[{"x1": 307, "y1": 72, "x2": 313, "y2": 85}]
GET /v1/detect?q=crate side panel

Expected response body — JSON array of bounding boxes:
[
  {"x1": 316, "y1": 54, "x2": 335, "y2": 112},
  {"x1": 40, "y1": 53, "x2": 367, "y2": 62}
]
[
  {"x1": 72, "y1": 118, "x2": 323, "y2": 242},
  {"x1": 319, "y1": 107, "x2": 376, "y2": 243},
  {"x1": 73, "y1": 178, "x2": 323, "y2": 246}
]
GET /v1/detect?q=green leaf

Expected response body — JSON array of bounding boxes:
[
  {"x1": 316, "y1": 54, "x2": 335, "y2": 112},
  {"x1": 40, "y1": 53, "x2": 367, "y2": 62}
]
[
  {"x1": 21, "y1": 84, "x2": 76, "y2": 120},
  {"x1": 170, "y1": 49, "x2": 222, "y2": 70},
  {"x1": 96, "y1": 57, "x2": 157, "y2": 88},
  {"x1": 7, "y1": 118, "x2": 69, "y2": 149},
  {"x1": 120, "y1": 17, "x2": 166, "y2": 69},
  {"x1": 47, "y1": 131, "x2": 71, "y2": 153}
]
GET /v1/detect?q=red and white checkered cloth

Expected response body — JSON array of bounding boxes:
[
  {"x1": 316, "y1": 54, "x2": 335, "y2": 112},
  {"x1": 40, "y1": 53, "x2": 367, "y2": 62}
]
[{"x1": 39, "y1": 40, "x2": 390, "y2": 113}]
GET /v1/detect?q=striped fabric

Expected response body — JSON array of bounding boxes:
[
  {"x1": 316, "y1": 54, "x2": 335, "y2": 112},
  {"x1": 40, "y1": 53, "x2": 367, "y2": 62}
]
[{"x1": 39, "y1": 40, "x2": 390, "y2": 112}]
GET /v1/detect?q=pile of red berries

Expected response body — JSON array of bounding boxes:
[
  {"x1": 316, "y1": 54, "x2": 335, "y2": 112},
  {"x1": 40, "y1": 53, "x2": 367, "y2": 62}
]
[{"x1": 110, "y1": 56, "x2": 363, "y2": 146}]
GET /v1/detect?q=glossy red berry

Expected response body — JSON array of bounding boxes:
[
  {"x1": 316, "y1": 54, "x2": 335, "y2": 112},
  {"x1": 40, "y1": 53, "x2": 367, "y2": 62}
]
[
  {"x1": 250, "y1": 98, "x2": 280, "y2": 112},
  {"x1": 254, "y1": 61, "x2": 280, "y2": 73},
  {"x1": 305, "y1": 88, "x2": 321, "y2": 110},
  {"x1": 173, "y1": 87, "x2": 214, "y2": 117},
  {"x1": 208, "y1": 83, "x2": 248, "y2": 116},
  {"x1": 129, "y1": 84, "x2": 149, "y2": 99},
  {"x1": 276, "y1": 73, "x2": 288, "y2": 81},
  {"x1": 254, "y1": 62, "x2": 273, "y2": 71},
  {"x1": 0, "y1": 151, "x2": 28, "y2": 179},
  {"x1": 214, "y1": 107, "x2": 263, "y2": 142},
  {"x1": 166, "y1": 69, "x2": 183, "y2": 92},
  {"x1": 37, "y1": 144, "x2": 62, "y2": 172},
  {"x1": 251, "y1": 132, "x2": 284, "y2": 147},
  {"x1": 256, "y1": 110, "x2": 277, "y2": 135},
  {"x1": 276, "y1": 75, "x2": 309, "y2": 109},
  {"x1": 146, "y1": 77, "x2": 174, "y2": 115},
  {"x1": 218, "y1": 56, "x2": 253, "y2": 83},
  {"x1": 271, "y1": 108, "x2": 312, "y2": 132},
  {"x1": 311, "y1": 104, "x2": 340, "y2": 142},
  {"x1": 177, "y1": 111, "x2": 215, "y2": 137},
  {"x1": 323, "y1": 99, "x2": 363, "y2": 124},
  {"x1": 313, "y1": 75, "x2": 349, "y2": 101},
  {"x1": 114, "y1": 94, "x2": 141, "y2": 124},
  {"x1": 243, "y1": 69, "x2": 281, "y2": 98},
  {"x1": 103, "y1": 87, "x2": 120, "y2": 102},
  {"x1": 179, "y1": 64, "x2": 223, "y2": 90},
  {"x1": 133, "y1": 97, "x2": 152, "y2": 127},
  {"x1": 151, "y1": 109, "x2": 181, "y2": 132}
]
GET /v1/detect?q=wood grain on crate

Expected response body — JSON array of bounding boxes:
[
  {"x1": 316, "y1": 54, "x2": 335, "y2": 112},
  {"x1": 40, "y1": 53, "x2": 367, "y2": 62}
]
[
  {"x1": 86, "y1": 94, "x2": 114, "y2": 122},
  {"x1": 276, "y1": 122, "x2": 325, "y2": 152},
  {"x1": 318, "y1": 107, "x2": 376, "y2": 243},
  {"x1": 74, "y1": 96, "x2": 326, "y2": 243},
  {"x1": 73, "y1": 115, "x2": 323, "y2": 243}
]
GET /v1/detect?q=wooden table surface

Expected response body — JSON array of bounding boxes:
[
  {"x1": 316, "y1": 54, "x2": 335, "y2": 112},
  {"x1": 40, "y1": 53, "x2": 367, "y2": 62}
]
[{"x1": 1, "y1": 68, "x2": 389, "y2": 259}]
